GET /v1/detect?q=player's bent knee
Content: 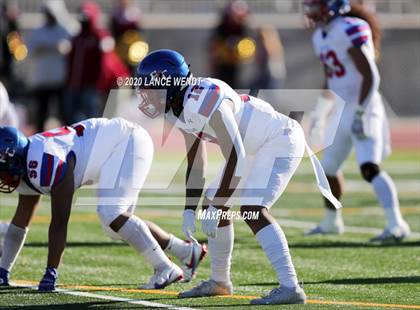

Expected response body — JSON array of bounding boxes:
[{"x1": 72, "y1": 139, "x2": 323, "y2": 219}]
[
  {"x1": 97, "y1": 206, "x2": 126, "y2": 230},
  {"x1": 360, "y1": 162, "x2": 380, "y2": 183},
  {"x1": 320, "y1": 159, "x2": 340, "y2": 177},
  {"x1": 97, "y1": 207, "x2": 131, "y2": 240},
  {"x1": 240, "y1": 205, "x2": 265, "y2": 223}
]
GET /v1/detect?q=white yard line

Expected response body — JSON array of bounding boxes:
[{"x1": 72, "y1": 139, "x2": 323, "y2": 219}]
[{"x1": 14, "y1": 283, "x2": 198, "y2": 310}]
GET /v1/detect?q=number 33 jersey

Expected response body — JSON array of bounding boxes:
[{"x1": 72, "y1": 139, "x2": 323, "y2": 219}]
[
  {"x1": 17, "y1": 118, "x2": 137, "y2": 195},
  {"x1": 312, "y1": 16, "x2": 377, "y2": 104}
]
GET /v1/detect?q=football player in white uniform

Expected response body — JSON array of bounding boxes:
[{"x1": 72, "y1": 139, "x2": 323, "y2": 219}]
[
  {"x1": 0, "y1": 117, "x2": 206, "y2": 291},
  {"x1": 0, "y1": 82, "x2": 18, "y2": 257},
  {"x1": 303, "y1": 0, "x2": 410, "y2": 242},
  {"x1": 0, "y1": 82, "x2": 18, "y2": 127},
  {"x1": 136, "y1": 49, "x2": 342, "y2": 305}
]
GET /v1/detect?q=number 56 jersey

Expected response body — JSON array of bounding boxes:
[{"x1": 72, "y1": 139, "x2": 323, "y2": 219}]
[
  {"x1": 312, "y1": 16, "x2": 377, "y2": 104},
  {"x1": 17, "y1": 118, "x2": 139, "y2": 195}
]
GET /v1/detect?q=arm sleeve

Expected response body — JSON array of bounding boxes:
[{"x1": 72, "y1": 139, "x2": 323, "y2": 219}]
[{"x1": 212, "y1": 100, "x2": 246, "y2": 178}]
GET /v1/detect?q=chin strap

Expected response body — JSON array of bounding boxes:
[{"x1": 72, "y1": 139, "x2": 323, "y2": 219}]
[
  {"x1": 168, "y1": 85, "x2": 188, "y2": 117},
  {"x1": 305, "y1": 142, "x2": 342, "y2": 209}
]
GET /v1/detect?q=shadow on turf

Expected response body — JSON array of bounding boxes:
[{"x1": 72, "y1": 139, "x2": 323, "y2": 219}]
[
  {"x1": 0, "y1": 301, "x2": 139, "y2": 310},
  {"x1": 0, "y1": 289, "x2": 253, "y2": 309},
  {"x1": 140, "y1": 296, "x2": 253, "y2": 308},
  {"x1": 25, "y1": 239, "x2": 210, "y2": 248},
  {"x1": 25, "y1": 241, "x2": 128, "y2": 248},
  {"x1": 240, "y1": 276, "x2": 420, "y2": 287}
]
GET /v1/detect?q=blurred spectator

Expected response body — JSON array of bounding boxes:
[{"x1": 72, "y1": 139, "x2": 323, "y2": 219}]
[
  {"x1": 0, "y1": 81, "x2": 18, "y2": 126},
  {"x1": 251, "y1": 27, "x2": 287, "y2": 90},
  {"x1": 111, "y1": 0, "x2": 144, "y2": 71},
  {"x1": 65, "y1": 1, "x2": 114, "y2": 123},
  {"x1": 26, "y1": 0, "x2": 72, "y2": 132},
  {"x1": 97, "y1": 51, "x2": 130, "y2": 104},
  {"x1": 111, "y1": 0, "x2": 142, "y2": 39},
  {"x1": 0, "y1": 1, "x2": 20, "y2": 87},
  {"x1": 209, "y1": 0, "x2": 250, "y2": 88}
]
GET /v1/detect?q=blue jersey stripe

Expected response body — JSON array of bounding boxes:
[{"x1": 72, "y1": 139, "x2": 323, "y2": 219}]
[
  {"x1": 40, "y1": 153, "x2": 54, "y2": 187},
  {"x1": 346, "y1": 24, "x2": 369, "y2": 36},
  {"x1": 198, "y1": 85, "x2": 221, "y2": 117}
]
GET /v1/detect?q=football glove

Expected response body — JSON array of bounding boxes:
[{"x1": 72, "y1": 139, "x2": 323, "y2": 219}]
[
  {"x1": 351, "y1": 106, "x2": 367, "y2": 140},
  {"x1": 0, "y1": 267, "x2": 9, "y2": 286},
  {"x1": 38, "y1": 267, "x2": 58, "y2": 292},
  {"x1": 308, "y1": 95, "x2": 334, "y2": 147},
  {"x1": 182, "y1": 209, "x2": 196, "y2": 241},
  {"x1": 201, "y1": 205, "x2": 221, "y2": 239}
]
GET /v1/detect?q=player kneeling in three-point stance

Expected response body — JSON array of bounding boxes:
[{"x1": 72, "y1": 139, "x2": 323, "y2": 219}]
[
  {"x1": 136, "y1": 49, "x2": 341, "y2": 305},
  {"x1": 0, "y1": 118, "x2": 206, "y2": 291},
  {"x1": 303, "y1": 0, "x2": 410, "y2": 242}
]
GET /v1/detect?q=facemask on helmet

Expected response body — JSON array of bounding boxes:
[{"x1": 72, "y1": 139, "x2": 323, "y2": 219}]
[
  {"x1": 136, "y1": 88, "x2": 168, "y2": 119},
  {"x1": 0, "y1": 127, "x2": 29, "y2": 193}
]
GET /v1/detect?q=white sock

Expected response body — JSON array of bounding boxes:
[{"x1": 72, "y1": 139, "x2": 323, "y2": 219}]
[
  {"x1": 256, "y1": 223, "x2": 298, "y2": 288},
  {"x1": 319, "y1": 208, "x2": 343, "y2": 231},
  {"x1": 209, "y1": 224, "x2": 234, "y2": 283},
  {"x1": 164, "y1": 234, "x2": 191, "y2": 262},
  {"x1": 117, "y1": 216, "x2": 172, "y2": 271},
  {"x1": 0, "y1": 224, "x2": 28, "y2": 271},
  {"x1": 371, "y1": 172, "x2": 404, "y2": 228}
]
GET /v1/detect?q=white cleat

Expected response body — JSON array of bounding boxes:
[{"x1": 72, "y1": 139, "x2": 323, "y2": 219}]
[
  {"x1": 180, "y1": 241, "x2": 208, "y2": 282},
  {"x1": 304, "y1": 224, "x2": 344, "y2": 235},
  {"x1": 305, "y1": 210, "x2": 344, "y2": 235},
  {"x1": 370, "y1": 222, "x2": 411, "y2": 243},
  {"x1": 178, "y1": 279, "x2": 233, "y2": 298},
  {"x1": 251, "y1": 286, "x2": 307, "y2": 305},
  {"x1": 140, "y1": 263, "x2": 183, "y2": 289}
]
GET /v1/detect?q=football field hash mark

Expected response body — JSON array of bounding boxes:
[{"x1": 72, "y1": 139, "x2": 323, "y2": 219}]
[{"x1": 13, "y1": 281, "x2": 420, "y2": 309}]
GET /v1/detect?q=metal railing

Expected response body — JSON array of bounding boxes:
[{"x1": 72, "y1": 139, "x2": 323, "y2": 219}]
[{"x1": 10, "y1": 0, "x2": 420, "y2": 15}]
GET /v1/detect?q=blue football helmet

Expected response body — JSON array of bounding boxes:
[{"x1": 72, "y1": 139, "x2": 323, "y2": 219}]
[
  {"x1": 0, "y1": 126, "x2": 29, "y2": 193},
  {"x1": 136, "y1": 49, "x2": 190, "y2": 118},
  {"x1": 303, "y1": 0, "x2": 350, "y2": 24}
]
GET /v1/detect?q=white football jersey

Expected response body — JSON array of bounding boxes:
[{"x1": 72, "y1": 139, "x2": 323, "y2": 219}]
[
  {"x1": 17, "y1": 118, "x2": 136, "y2": 195},
  {"x1": 0, "y1": 82, "x2": 18, "y2": 127},
  {"x1": 166, "y1": 78, "x2": 293, "y2": 155},
  {"x1": 312, "y1": 16, "x2": 377, "y2": 104}
]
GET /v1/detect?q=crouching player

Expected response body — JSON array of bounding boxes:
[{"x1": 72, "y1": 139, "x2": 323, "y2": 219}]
[
  {"x1": 136, "y1": 49, "x2": 341, "y2": 305},
  {"x1": 0, "y1": 118, "x2": 206, "y2": 291}
]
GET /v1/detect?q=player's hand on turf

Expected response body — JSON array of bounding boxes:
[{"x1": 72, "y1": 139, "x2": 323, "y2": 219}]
[
  {"x1": 38, "y1": 267, "x2": 58, "y2": 292},
  {"x1": 351, "y1": 107, "x2": 367, "y2": 140},
  {"x1": 201, "y1": 205, "x2": 221, "y2": 239},
  {"x1": 182, "y1": 209, "x2": 196, "y2": 241},
  {"x1": 0, "y1": 267, "x2": 10, "y2": 286}
]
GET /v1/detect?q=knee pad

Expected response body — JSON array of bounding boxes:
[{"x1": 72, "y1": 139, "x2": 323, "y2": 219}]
[
  {"x1": 97, "y1": 205, "x2": 120, "y2": 227},
  {"x1": 97, "y1": 205, "x2": 123, "y2": 240},
  {"x1": 360, "y1": 162, "x2": 380, "y2": 183},
  {"x1": 320, "y1": 158, "x2": 341, "y2": 177}
]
